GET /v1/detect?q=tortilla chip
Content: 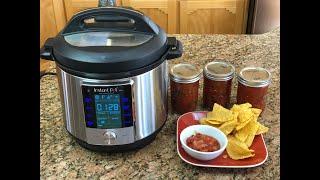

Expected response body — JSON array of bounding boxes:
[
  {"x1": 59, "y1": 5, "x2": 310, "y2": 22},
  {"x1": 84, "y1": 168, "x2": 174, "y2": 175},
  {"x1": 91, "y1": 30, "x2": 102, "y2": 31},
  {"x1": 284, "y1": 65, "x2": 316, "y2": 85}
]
[
  {"x1": 226, "y1": 136, "x2": 255, "y2": 160},
  {"x1": 234, "y1": 117, "x2": 255, "y2": 141},
  {"x1": 238, "y1": 108, "x2": 254, "y2": 123},
  {"x1": 235, "y1": 117, "x2": 253, "y2": 131},
  {"x1": 251, "y1": 108, "x2": 262, "y2": 116},
  {"x1": 219, "y1": 120, "x2": 238, "y2": 135},
  {"x1": 199, "y1": 118, "x2": 221, "y2": 128},
  {"x1": 206, "y1": 119, "x2": 223, "y2": 125},
  {"x1": 210, "y1": 103, "x2": 234, "y2": 122},
  {"x1": 199, "y1": 118, "x2": 210, "y2": 125},
  {"x1": 231, "y1": 103, "x2": 252, "y2": 112},
  {"x1": 230, "y1": 104, "x2": 241, "y2": 113},
  {"x1": 234, "y1": 127, "x2": 249, "y2": 142},
  {"x1": 244, "y1": 121, "x2": 260, "y2": 147},
  {"x1": 255, "y1": 122, "x2": 269, "y2": 135},
  {"x1": 207, "y1": 112, "x2": 214, "y2": 118},
  {"x1": 232, "y1": 111, "x2": 239, "y2": 122},
  {"x1": 239, "y1": 103, "x2": 252, "y2": 109}
]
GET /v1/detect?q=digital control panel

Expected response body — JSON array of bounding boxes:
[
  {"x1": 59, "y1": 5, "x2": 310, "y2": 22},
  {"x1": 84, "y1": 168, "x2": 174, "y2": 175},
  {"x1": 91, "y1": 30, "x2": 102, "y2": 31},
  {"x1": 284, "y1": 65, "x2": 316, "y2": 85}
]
[{"x1": 81, "y1": 84, "x2": 133, "y2": 129}]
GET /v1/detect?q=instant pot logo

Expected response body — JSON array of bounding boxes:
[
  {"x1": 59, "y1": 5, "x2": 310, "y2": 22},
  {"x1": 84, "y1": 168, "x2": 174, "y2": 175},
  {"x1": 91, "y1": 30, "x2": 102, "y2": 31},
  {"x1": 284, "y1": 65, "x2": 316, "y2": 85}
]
[{"x1": 94, "y1": 87, "x2": 118, "y2": 93}]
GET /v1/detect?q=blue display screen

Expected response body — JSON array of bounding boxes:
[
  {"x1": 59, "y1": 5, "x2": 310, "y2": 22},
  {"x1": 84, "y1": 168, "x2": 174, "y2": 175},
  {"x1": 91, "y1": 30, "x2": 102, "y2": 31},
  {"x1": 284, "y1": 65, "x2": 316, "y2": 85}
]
[
  {"x1": 82, "y1": 85, "x2": 133, "y2": 129},
  {"x1": 94, "y1": 94, "x2": 122, "y2": 128}
]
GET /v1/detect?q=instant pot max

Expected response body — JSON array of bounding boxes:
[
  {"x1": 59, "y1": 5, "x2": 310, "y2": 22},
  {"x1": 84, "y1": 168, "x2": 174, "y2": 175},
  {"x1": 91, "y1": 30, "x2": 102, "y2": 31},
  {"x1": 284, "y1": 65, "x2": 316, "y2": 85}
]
[{"x1": 40, "y1": 7, "x2": 182, "y2": 152}]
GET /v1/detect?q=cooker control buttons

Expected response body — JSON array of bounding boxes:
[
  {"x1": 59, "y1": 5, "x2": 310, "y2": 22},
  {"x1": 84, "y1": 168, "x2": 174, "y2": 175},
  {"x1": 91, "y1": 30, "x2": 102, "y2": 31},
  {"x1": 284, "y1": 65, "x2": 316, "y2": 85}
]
[
  {"x1": 103, "y1": 131, "x2": 117, "y2": 144},
  {"x1": 84, "y1": 97, "x2": 92, "y2": 103},
  {"x1": 86, "y1": 121, "x2": 94, "y2": 127},
  {"x1": 121, "y1": 97, "x2": 129, "y2": 103}
]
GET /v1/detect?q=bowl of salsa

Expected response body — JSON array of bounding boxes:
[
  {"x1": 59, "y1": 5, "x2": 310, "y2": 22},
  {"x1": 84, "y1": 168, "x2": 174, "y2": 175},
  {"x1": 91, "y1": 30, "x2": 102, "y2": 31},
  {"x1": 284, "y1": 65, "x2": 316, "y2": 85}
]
[{"x1": 180, "y1": 125, "x2": 228, "y2": 161}]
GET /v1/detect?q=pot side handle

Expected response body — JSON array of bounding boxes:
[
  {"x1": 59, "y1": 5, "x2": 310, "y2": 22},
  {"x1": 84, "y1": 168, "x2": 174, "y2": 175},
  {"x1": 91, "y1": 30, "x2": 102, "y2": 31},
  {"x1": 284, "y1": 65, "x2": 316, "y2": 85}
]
[
  {"x1": 40, "y1": 38, "x2": 55, "y2": 61},
  {"x1": 166, "y1": 37, "x2": 183, "y2": 60}
]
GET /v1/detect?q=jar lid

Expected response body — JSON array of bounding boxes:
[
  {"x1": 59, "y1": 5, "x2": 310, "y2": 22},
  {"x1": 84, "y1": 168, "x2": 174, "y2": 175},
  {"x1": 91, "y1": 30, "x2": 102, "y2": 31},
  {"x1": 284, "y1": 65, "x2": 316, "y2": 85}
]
[
  {"x1": 204, "y1": 61, "x2": 235, "y2": 81},
  {"x1": 170, "y1": 63, "x2": 202, "y2": 83},
  {"x1": 237, "y1": 67, "x2": 271, "y2": 87}
]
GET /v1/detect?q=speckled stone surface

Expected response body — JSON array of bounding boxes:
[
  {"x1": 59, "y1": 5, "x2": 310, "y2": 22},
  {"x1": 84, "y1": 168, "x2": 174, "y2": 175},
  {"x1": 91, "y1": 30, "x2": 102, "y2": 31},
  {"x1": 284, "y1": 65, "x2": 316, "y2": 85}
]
[{"x1": 41, "y1": 28, "x2": 280, "y2": 179}]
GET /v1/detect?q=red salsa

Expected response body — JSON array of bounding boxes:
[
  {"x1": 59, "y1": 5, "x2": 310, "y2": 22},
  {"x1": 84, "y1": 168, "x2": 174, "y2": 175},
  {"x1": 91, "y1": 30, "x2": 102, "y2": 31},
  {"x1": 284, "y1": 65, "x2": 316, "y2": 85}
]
[
  {"x1": 203, "y1": 61, "x2": 235, "y2": 109},
  {"x1": 236, "y1": 67, "x2": 271, "y2": 112},
  {"x1": 170, "y1": 63, "x2": 201, "y2": 114},
  {"x1": 186, "y1": 133, "x2": 220, "y2": 152},
  {"x1": 237, "y1": 83, "x2": 269, "y2": 110},
  {"x1": 170, "y1": 80, "x2": 199, "y2": 114}
]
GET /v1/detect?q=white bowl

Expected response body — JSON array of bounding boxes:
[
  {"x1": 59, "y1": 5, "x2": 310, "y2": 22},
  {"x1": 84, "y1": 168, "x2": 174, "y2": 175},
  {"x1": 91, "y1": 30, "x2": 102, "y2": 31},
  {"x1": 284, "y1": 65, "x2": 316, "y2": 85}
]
[{"x1": 180, "y1": 124, "x2": 228, "y2": 161}]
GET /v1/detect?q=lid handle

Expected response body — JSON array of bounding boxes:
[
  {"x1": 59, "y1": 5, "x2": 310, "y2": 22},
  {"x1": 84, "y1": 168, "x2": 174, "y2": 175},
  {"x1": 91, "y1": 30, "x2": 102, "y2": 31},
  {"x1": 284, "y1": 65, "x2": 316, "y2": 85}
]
[
  {"x1": 62, "y1": 7, "x2": 158, "y2": 35},
  {"x1": 83, "y1": 15, "x2": 135, "y2": 29}
]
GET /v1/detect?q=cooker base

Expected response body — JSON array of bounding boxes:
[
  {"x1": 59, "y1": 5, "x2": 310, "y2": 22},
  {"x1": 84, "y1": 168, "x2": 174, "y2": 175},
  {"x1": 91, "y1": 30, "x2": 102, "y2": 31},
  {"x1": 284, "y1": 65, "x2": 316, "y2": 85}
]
[{"x1": 68, "y1": 123, "x2": 165, "y2": 152}]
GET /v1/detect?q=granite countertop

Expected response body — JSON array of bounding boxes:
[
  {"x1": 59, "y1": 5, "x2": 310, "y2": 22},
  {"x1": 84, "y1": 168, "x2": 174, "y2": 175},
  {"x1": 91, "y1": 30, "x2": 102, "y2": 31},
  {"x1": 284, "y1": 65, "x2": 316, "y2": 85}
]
[{"x1": 40, "y1": 28, "x2": 280, "y2": 179}]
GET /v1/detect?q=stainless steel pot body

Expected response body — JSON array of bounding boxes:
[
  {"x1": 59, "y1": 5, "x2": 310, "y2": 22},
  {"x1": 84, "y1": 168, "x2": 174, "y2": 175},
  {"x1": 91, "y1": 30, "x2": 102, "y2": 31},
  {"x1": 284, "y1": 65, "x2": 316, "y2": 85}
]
[{"x1": 56, "y1": 61, "x2": 168, "y2": 146}]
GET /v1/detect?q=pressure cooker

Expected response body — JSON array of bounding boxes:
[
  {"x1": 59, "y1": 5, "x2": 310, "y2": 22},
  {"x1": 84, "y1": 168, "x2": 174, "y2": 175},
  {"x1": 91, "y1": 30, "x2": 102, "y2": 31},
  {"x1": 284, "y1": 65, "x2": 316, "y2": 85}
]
[{"x1": 40, "y1": 7, "x2": 182, "y2": 152}]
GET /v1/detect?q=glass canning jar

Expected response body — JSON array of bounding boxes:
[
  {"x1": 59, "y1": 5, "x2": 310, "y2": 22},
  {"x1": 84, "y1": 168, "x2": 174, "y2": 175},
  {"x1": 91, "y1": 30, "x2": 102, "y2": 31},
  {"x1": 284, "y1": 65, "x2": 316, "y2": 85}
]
[
  {"x1": 236, "y1": 67, "x2": 271, "y2": 112},
  {"x1": 169, "y1": 63, "x2": 202, "y2": 114},
  {"x1": 203, "y1": 61, "x2": 235, "y2": 109}
]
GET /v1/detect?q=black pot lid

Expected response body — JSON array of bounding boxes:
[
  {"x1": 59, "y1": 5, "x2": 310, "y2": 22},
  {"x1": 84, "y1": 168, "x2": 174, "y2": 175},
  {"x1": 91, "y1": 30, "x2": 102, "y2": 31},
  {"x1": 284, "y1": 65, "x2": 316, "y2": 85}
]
[{"x1": 40, "y1": 7, "x2": 182, "y2": 76}]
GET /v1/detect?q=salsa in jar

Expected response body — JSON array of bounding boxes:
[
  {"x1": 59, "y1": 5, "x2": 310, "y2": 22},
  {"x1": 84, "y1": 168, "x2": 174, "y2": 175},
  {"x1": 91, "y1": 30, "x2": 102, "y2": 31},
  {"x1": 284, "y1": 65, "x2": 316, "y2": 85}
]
[
  {"x1": 203, "y1": 61, "x2": 235, "y2": 109},
  {"x1": 236, "y1": 67, "x2": 271, "y2": 112},
  {"x1": 170, "y1": 63, "x2": 202, "y2": 114}
]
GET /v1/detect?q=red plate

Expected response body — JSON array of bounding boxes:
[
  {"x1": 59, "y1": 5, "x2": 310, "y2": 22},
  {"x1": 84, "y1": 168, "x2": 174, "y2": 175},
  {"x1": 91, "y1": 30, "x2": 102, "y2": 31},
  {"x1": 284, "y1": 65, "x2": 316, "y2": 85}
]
[{"x1": 177, "y1": 111, "x2": 268, "y2": 168}]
